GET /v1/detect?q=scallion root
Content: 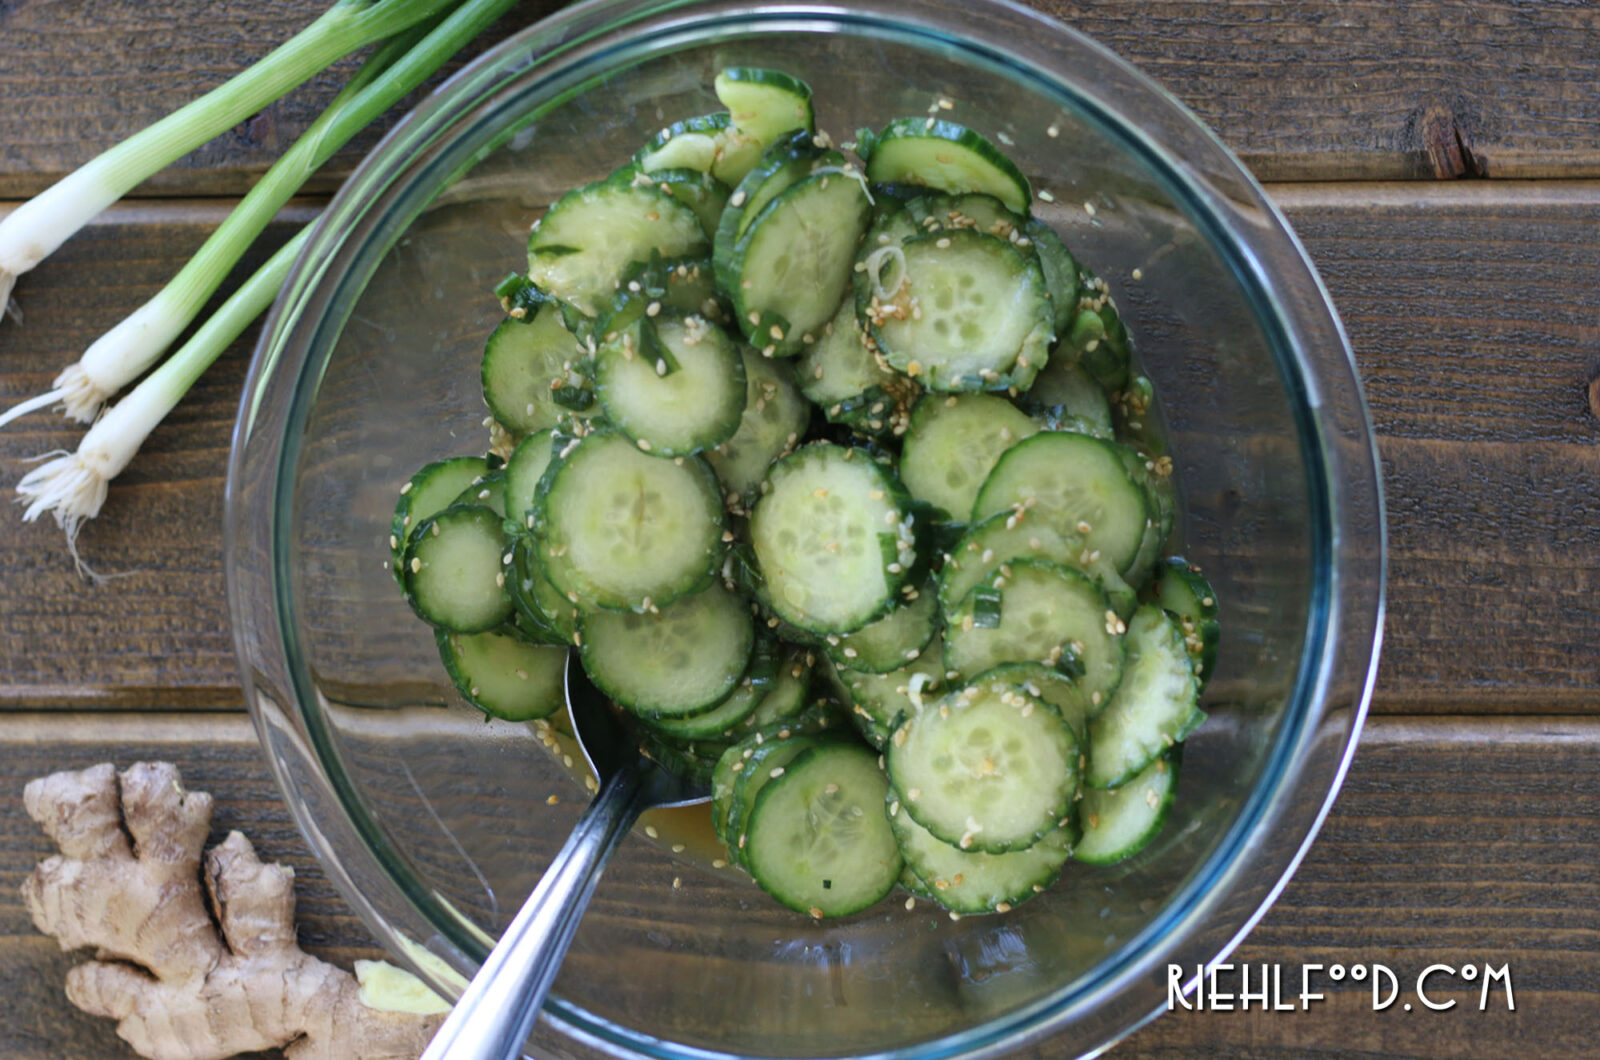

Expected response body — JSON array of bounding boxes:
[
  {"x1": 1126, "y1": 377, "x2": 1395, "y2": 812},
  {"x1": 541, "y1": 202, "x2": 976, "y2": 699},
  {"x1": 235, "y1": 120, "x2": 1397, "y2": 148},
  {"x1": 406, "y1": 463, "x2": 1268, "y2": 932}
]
[{"x1": 16, "y1": 451, "x2": 110, "y2": 579}]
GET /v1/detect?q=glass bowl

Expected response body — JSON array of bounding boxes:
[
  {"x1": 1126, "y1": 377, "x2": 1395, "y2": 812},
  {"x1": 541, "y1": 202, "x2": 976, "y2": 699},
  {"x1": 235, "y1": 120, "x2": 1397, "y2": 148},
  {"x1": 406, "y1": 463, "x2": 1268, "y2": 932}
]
[{"x1": 225, "y1": 1, "x2": 1386, "y2": 1057}]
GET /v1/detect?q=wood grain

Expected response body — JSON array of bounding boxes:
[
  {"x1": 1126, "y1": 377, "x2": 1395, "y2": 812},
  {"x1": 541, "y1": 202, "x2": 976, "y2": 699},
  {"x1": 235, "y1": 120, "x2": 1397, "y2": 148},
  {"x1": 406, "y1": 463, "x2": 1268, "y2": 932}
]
[
  {"x1": 0, "y1": 0, "x2": 562, "y2": 199},
  {"x1": 3, "y1": 184, "x2": 1597, "y2": 711},
  {"x1": 0, "y1": 714, "x2": 1593, "y2": 1060},
  {"x1": 3, "y1": 0, "x2": 1599, "y2": 194}
]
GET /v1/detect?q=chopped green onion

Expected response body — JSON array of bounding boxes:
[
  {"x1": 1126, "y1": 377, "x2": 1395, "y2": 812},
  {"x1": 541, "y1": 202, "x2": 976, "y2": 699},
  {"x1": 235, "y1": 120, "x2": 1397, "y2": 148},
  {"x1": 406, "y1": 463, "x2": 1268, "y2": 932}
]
[
  {"x1": 551, "y1": 386, "x2": 596, "y2": 412},
  {"x1": 1052, "y1": 644, "x2": 1086, "y2": 680},
  {"x1": 638, "y1": 317, "x2": 681, "y2": 377},
  {"x1": 970, "y1": 587, "x2": 1003, "y2": 629},
  {"x1": 494, "y1": 272, "x2": 529, "y2": 300}
]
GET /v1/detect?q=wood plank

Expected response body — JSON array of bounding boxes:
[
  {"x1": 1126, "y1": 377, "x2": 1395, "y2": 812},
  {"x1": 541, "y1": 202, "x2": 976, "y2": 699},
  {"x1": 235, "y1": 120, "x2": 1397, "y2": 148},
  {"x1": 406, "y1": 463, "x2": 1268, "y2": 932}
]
[
  {"x1": 0, "y1": 0, "x2": 563, "y2": 199},
  {"x1": 0, "y1": 713, "x2": 1593, "y2": 1059},
  {"x1": 3, "y1": 1, "x2": 1600, "y2": 194},
  {"x1": 3, "y1": 184, "x2": 1597, "y2": 711}
]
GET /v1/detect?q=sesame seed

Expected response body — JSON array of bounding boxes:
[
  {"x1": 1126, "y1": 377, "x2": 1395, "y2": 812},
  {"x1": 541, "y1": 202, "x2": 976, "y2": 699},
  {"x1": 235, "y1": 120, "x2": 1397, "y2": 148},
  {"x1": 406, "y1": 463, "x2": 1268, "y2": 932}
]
[
  {"x1": 730, "y1": 190, "x2": 747, "y2": 206},
  {"x1": 809, "y1": 906, "x2": 824, "y2": 919},
  {"x1": 713, "y1": 858, "x2": 728, "y2": 869},
  {"x1": 1083, "y1": 201, "x2": 1097, "y2": 217},
  {"x1": 672, "y1": 843, "x2": 687, "y2": 853},
  {"x1": 770, "y1": 767, "x2": 785, "y2": 778},
  {"x1": 1047, "y1": 123, "x2": 1060, "y2": 138},
  {"x1": 546, "y1": 795, "x2": 559, "y2": 805},
  {"x1": 1131, "y1": 267, "x2": 1144, "y2": 281},
  {"x1": 409, "y1": 557, "x2": 422, "y2": 573},
  {"x1": 673, "y1": 876, "x2": 682, "y2": 890},
  {"x1": 637, "y1": 438, "x2": 653, "y2": 451},
  {"x1": 399, "y1": 481, "x2": 414, "y2": 495}
]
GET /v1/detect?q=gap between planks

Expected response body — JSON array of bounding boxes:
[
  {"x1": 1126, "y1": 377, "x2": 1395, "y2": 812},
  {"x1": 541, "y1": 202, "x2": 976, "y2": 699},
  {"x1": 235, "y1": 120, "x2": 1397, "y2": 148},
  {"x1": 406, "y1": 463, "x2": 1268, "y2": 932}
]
[{"x1": 4, "y1": 711, "x2": 1597, "y2": 748}]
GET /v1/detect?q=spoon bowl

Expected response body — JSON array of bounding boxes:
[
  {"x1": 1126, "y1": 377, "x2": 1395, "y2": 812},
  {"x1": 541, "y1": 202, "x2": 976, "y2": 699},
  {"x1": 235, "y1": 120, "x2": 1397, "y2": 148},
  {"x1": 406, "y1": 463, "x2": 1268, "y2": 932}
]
[{"x1": 419, "y1": 657, "x2": 709, "y2": 1060}]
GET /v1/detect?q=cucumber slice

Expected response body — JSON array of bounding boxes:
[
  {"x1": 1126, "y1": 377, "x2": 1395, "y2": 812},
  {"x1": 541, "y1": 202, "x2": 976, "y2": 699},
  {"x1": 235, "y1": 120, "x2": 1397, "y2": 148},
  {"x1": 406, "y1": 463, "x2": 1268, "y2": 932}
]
[
  {"x1": 724, "y1": 733, "x2": 823, "y2": 866},
  {"x1": 744, "y1": 740, "x2": 902, "y2": 917},
  {"x1": 715, "y1": 129, "x2": 827, "y2": 259},
  {"x1": 504, "y1": 430, "x2": 557, "y2": 532},
  {"x1": 904, "y1": 192, "x2": 1029, "y2": 242},
  {"x1": 886, "y1": 676, "x2": 1079, "y2": 853},
  {"x1": 1155, "y1": 557, "x2": 1221, "y2": 689},
  {"x1": 823, "y1": 638, "x2": 947, "y2": 749},
  {"x1": 1116, "y1": 448, "x2": 1175, "y2": 589},
  {"x1": 1021, "y1": 358, "x2": 1113, "y2": 438},
  {"x1": 937, "y1": 510, "x2": 1136, "y2": 622},
  {"x1": 1024, "y1": 217, "x2": 1081, "y2": 335},
  {"x1": 748, "y1": 443, "x2": 916, "y2": 634},
  {"x1": 861, "y1": 118, "x2": 1031, "y2": 214},
  {"x1": 944, "y1": 560, "x2": 1125, "y2": 712},
  {"x1": 705, "y1": 347, "x2": 810, "y2": 502},
  {"x1": 862, "y1": 228, "x2": 1051, "y2": 392},
  {"x1": 391, "y1": 456, "x2": 490, "y2": 581},
  {"x1": 529, "y1": 175, "x2": 708, "y2": 316},
  {"x1": 402, "y1": 504, "x2": 513, "y2": 633},
  {"x1": 536, "y1": 431, "x2": 725, "y2": 612},
  {"x1": 1075, "y1": 751, "x2": 1179, "y2": 864},
  {"x1": 646, "y1": 167, "x2": 731, "y2": 240},
  {"x1": 510, "y1": 533, "x2": 577, "y2": 645},
  {"x1": 710, "y1": 68, "x2": 815, "y2": 186},
  {"x1": 968, "y1": 662, "x2": 1088, "y2": 746},
  {"x1": 636, "y1": 113, "x2": 730, "y2": 175},
  {"x1": 482, "y1": 301, "x2": 589, "y2": 436},
  {"x1": 436, "y1": 629, "x2": 566, "y2": 721},
  {"x1": 720, "y1": 169, "x2": 873, "y2": 357},
  {"x1": 594, "y1": 313, "x2": 747, "y2": 456},
  {"x1": 900, "y1": 393, "x2": 1039, "y2": 521},
  {"x1": 451, "y1": 469, "x2": 507, "y2": 520},
  {"x1": 1068, "y1": 269, "x2": 1132, "y2": 392},
  {"x1": 646, "y1": 638, "x2": 780, "y2": 740},
  {"x1": 593, "y1": 254, "x2": 728, "y2": 339},
  {"x1": 795, "y1": 296, "x2": 919, "y2": 438},
  {"x1": 973, "y1": 431, "x2": 1150, "y2": 575},
  {"x1": 729, "y1": 648, "x2": 815, "y2": 735},
  {"x1": 1085, "y1": 605, "x2": 1202, "y2": 789},
  {"x1": 579, "y1": 583, "x2": 754, "y2": 718},
  {"x1": 825, "y1": 579, "x2": 938, "y2": 674},
  {"x1": 890, "y1": 804, "x2": 1074, "y2": 914}
]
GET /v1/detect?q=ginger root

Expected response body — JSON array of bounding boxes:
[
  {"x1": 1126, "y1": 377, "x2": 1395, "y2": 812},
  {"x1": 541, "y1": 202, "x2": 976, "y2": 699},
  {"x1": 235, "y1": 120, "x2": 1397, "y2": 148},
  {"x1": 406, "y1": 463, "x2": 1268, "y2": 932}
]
[{"x1": 22, "y1": 761, "x2": 446, "y2": 1060}]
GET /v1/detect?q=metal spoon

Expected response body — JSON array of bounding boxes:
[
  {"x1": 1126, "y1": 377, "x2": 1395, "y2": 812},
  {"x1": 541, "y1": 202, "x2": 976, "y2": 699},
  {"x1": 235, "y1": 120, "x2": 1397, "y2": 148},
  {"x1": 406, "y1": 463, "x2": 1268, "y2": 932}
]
[{"x1": 420, "y1": 655, "x2": 710, "y2": 1060}]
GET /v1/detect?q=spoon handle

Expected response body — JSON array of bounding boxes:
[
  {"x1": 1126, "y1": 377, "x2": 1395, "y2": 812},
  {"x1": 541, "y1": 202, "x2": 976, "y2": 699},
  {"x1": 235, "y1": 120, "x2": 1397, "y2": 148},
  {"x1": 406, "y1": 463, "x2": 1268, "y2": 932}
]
[{"x1": 420, "y1": 765, "x2": 649, "y2": 1060}]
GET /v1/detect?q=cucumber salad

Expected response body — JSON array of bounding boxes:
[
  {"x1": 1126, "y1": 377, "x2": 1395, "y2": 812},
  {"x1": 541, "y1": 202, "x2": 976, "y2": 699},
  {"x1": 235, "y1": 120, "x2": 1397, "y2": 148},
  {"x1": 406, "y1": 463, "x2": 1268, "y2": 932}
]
[{"x1": 389, "y1": 68, "x2": 1222, "y2": 920}]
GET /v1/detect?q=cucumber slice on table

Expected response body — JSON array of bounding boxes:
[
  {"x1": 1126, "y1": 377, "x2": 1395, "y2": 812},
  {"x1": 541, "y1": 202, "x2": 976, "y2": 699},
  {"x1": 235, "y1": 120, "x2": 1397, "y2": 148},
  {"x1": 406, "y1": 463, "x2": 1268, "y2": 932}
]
[
  {"x1": 744, "y1": 739, "x2": 902, "y2": 917},
  {"x1": 748, "y1": 442, "x2": 916, "y2": 634},
  {"x1": 899, "y1": 393, "x2": 1039, "y2": 521},
  {"x1": 1085, "y1": 604, "x2": 1202, "y2": 789},
  {"x1": 1075, "y1": 751, "x2": 1179, "y2": 864},
  {"x1": 593, "y1": 312, "x2": 747, "y2": 456},
  {"x1": 391, "y1": 456, "x2": 490, "y2": 581},
  {"x1": 891, "y1": 805, "x2": 1074, "y2": 914},
  {"x1": 529, "y1": 175, "x2": 709, "y2": 316},
  {"x1": 402, "y1": 504, "x2": 513, "y2": 633},
  {"x1": 944, "y1": 559, "x2": 1126, "y2": 711},
  {"x1": 536, "y1": 431, "x2": 725, "y2": 612},
  {"x1": 860, "y1": 227, "x2": 1051, "y2": 392},
  {"x1": 436, "y1": 629, "x2": 566, "y2": 722},
  {"x1": 973, "y1": 431, "x2": 1150, "y2": 576},
  {"x1": 886, "y1": 676, "x2": 1079, "y2": 854},
  {"x1": 718, "y1": 169, "x2": 873, "y2": 357},
  {"x1": 579, "y1": 582, "x2": 754, "y2": 719},
  {"x1": 1155, "y1": 557, "x2": 1221, "y2": 689},
  {"x1": 481, "y1": 299, "x2": 588, "y2": 435},
  {"x1": 861, "y1": 118, "x2": 1032, "y2": 214}
]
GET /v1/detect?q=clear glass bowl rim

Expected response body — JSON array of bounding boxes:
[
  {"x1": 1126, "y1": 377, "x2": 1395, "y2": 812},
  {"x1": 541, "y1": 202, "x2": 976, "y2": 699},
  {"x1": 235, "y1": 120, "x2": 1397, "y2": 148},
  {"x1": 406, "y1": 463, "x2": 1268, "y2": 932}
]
[{"x1": 225, "y1": 2, "x2": 1388, "y2": 1058}]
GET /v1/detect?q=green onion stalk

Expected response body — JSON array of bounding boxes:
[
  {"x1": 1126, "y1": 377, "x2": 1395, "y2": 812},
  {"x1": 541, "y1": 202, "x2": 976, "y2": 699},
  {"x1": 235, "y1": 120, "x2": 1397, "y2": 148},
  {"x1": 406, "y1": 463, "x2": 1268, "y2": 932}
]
[
  {"x1": 0, "y1": 0, "x2": 462, "y2": 323},
  {"x1": 15, "y1": 0, "x2": 520, "y2": 563}
]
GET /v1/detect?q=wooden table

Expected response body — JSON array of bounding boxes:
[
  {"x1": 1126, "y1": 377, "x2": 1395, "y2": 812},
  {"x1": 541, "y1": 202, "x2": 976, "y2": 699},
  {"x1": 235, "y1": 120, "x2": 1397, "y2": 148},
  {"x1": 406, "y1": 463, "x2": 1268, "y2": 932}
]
[{"x1": 2, "y1": 2, "x2": 1596, "y2": 1057}]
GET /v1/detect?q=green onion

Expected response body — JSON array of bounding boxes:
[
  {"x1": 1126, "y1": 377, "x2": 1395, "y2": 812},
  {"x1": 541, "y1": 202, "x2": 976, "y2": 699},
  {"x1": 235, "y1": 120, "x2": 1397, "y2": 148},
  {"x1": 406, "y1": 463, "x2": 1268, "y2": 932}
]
[
  {"x1": 13, "y1": 0, "x2": 519, "y2": 560},
  {"x1": 17, "y1": 227, "x2": 309, "y2": 576},
  {"x1": 2, "y1": 0, "x2": 517, "y2": 431},
  {"x1": 970, "y1": 586, "x2": 1003, "y2": 629},
  {"x1": 551, "y1": 386, "x2": 597, "y2": 412},
  {"x1": 639, "y1": 317, "x2": 681, "y2": 377},
  {"x1": 0, "y1": 0, "x2": 461, "y2": 319},
  {"x1": 1052, "y1": 644, "x2": 1086, "y2": 680}
]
